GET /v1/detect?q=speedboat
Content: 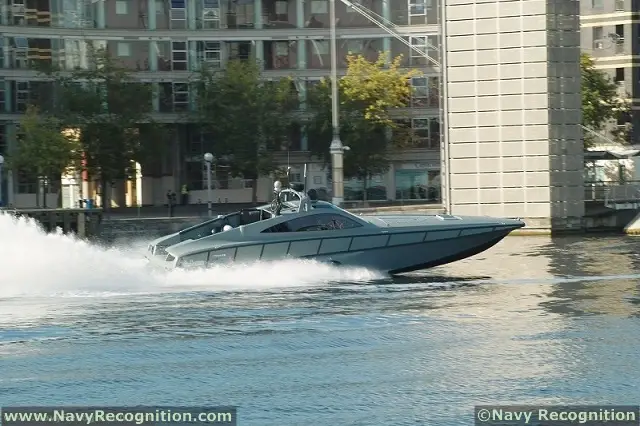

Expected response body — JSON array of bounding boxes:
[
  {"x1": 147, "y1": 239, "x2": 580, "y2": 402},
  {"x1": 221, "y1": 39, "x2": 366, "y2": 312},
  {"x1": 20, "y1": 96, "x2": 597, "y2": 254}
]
[{"x1": 145, "y1": 181, "x2": 525, "y2": 274}]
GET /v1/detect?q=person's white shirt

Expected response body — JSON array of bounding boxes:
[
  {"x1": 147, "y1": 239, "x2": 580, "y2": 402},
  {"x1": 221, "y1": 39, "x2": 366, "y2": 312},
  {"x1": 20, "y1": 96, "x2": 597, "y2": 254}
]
[{"x1": 222, "y1": 225, "x2": 233, "y2": 232}]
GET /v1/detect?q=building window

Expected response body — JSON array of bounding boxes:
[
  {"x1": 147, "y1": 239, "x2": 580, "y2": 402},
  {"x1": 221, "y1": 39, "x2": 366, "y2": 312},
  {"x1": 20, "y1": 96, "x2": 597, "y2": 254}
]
[
  {"x1": 186, "y1": 161, "x2": 204, "y2": 191},
  {"x1": 117, "y1": 42, "x2": 131, "y2": 57},
  {"x1": 345, "y1": 40, "x2": 363, "y2": 54},
  {"x1": 395, "y1": 169, "x2": 439, "y2": 201},
  {"x1": 615, "y1": 68, "x2": 625, "y2": 82},
  {"x1": 214, "y1": 166, "x2": 230, "y2": 190},
  {"x1": 412, "y1": 117, "x2": 440, "y2": 149},
  {"x1": 592, "y1": 26, "x2": 603, "y2": 49},
  {"x1": 311, "y1": 0, "x2": 328, "y2": 14},
  {"x1": 615, "y1": 0, "x2": 625, "y2": 11},
  {"x1": 195, "y1": 41, "x2": 222, "y2": 69},
  {"x1": 115, "y1": 1, "x2": 129, "y2": 15},
  {"x1": 159, "y1": 82, "x2": 189, "y2": 112},
  {"x1": 344, "y1": 176, "x2": 387, "y2": 201},
  {"x1": 0, "y1": 82, "x2": 5, "y2": 114},
  {"x1": 13, "y1": 37, "x2": 28, "y2": 49},
  {"x1": 17, "y1": 169, "x2": 37, "y2": 194},
  {"x1": 227, "y1": 41, "x2": 251, "y2": 61},
  {"x1": 591, "y1": 0, "x2": 603, "y2": 8},
  {"x1": 312, "y1": 40, "x2": 329, "y2": 55},
  {"x1": 395, "y1": 169, "x2": 440, "y2": 201},
  {"x1": 172, "y1": 41, "x2": 188, "y2": 71},
  {"x1": 275, "y1": 0, "x2": 288, "y2": 16},
  {"x1": 156, "y1": 0, "x2": 165, "y2": 13},
  {"x1": 0, "y1": 125, "x2": 6, "y2": 155},
  {"x1": 411, "y1": 77, "x2": 428, "y2": 107},
  {"x1": 14, "y1": 81, "x2": 30, "y2": 112},
  {"x1": 201, "y1": 0, "x2": 221, "y2": 29},
  {"x1": 409, "y1": 0, "x2": 426, "y2": 16}
]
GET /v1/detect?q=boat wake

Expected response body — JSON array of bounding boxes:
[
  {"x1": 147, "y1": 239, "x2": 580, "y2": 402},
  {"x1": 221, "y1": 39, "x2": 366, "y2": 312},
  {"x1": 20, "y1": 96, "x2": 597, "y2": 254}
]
[{"x1": 0, "y1": 214, "x2": 386, "y2": 300}]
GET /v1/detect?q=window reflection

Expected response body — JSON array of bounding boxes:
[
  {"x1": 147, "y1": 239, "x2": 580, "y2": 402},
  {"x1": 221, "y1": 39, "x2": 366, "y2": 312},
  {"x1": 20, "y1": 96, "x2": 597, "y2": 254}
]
[
  {"x1": 395, "y1": 169, "x2": 440, "y2": 201},
  {"x1": 262, "y1": 213, "x2": 362, "y2": 233}
]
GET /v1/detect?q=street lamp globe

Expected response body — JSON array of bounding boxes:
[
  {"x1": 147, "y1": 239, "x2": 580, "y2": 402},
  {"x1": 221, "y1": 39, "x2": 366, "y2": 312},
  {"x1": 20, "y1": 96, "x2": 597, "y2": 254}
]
[
  {"x1": 0, "y1": 154, "x2": 4, "y2": 165},
  {"x1": 204, "y1": 152, "x2": 214, "y2": 163}
]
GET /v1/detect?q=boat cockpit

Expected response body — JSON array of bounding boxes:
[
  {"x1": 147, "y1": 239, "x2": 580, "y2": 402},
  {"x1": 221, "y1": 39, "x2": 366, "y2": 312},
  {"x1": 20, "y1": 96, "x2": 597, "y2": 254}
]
[
  {"x1": 178, "y1": 183, "x2": 332, "y2": 240},
  {"x1": 146, "y1": 181, "x2": 340, "y2": 259}
]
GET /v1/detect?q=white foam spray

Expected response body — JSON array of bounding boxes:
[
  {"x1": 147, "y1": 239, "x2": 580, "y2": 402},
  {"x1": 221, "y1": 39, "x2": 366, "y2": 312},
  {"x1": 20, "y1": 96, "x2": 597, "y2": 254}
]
[{"x1": 0, "y1": 213, "x2": 385, "y2": 300}]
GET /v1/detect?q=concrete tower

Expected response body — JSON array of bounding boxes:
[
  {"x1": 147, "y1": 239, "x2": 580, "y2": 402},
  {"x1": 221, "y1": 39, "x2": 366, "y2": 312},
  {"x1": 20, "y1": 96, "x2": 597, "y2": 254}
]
[{"x1": 441, "y1": 0, "x2": 584, "y2": 231}]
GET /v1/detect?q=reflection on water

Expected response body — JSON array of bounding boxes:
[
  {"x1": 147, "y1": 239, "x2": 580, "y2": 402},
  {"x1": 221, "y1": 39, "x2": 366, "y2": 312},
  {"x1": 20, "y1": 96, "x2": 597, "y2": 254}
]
[{"x1": 1, "y1": 233, "x2": 640, "y2": 425}]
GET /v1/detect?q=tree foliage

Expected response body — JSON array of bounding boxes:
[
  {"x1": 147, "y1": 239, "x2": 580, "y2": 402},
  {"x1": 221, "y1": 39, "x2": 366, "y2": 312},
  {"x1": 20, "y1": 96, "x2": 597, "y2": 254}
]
[
  {"x1": 193, "y1": 60, "x2": 299, "y2": 201},
  {"x1": 581, "y1": 53, "x2": 631, "y2": 147},
  {"x1": 306, "y1": 52, "x2": 419, "y2": 191},
  {"x1": 7, "y1": 105, "x2": 80, "y2": 207},
  {"x1": 49, "y1": 45, "x2": 154, "y2": 207}
]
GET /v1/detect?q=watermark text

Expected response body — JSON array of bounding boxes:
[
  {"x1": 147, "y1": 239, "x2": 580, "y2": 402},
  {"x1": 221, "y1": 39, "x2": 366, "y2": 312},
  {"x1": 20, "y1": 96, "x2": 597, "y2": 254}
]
[
  {"x1": 1, "y1": 406, "x2": 236, "y2": 425},
  {"x1": 475, "y1": 405, "x2": 639, "y2": 425}
]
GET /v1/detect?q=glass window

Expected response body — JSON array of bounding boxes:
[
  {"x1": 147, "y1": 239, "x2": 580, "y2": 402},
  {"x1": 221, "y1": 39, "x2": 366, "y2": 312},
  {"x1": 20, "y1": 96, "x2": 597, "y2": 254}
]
[
  {"x1": 312, "y1": 40, "x2": 329, "y2": 55},
  {"x1": 346, "y1": 40, "x2": 363, "y2": 53},
  {"x1": 115, "y1": 1, "x2": 129, "y2": 14},
  {"x1": 262, "y1": 213, "x2": 362, "y2": 233},
  {"x1": 592, "y1": 27, "x2": 603, "y2": 45},
  {"x1": 409, "y1": 0, "x2": 426, "y2": 15},
  {"x1": 179, "y1": 218, "x2": 225, "y2": 240},
  {"x1": 117, "y1": 42, "x2": 131, "y2": 57},
  {"x1": 395, "y1": 169, "x2": 433, "y2": 200},
  {"x1": 311, "y1": 0, "x2": 328, "y2": 13},
  {"x1": 275, "y1": 1, "x2": 288, "y2": 14},
  {"x1": 275, "y1": 42, "x2": 289, "y2": 56},
  {"x1": 14, "y1": 37, "x2": 28, "y2": 49}
]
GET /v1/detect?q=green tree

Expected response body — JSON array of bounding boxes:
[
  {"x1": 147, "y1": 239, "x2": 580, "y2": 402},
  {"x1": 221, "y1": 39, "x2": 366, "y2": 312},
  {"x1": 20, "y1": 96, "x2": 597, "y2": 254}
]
[
  {"x1": 306, "y1": 53, "x2": 418, "y2": 201},
  {"x1": 193, "y1": 60, "x2": 298, "y2": 202},
  {"x1": 581, "y1": 53, "x2": 631, "y2": 147},
  {"x1": 7, "y1": 105, "x2": 80, "y2": 208},
  {"x1": 51, "y1": 46, "x2": 154, "y2": 209}
]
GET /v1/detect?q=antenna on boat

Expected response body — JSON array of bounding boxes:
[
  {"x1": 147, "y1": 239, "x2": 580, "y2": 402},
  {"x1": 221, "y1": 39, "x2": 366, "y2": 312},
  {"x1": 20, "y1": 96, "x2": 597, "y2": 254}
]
[{"x1": 303, "y1": 163, "x2": 307, "y2": 192}]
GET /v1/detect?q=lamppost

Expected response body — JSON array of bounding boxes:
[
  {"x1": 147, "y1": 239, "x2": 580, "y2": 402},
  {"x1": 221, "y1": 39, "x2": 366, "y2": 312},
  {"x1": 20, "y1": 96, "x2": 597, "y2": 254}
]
[
  {"x1": 0, "y1": 154, "x2": 4, "y2": 208},
  {"x1": 329, "y1": 0, "x2": 346, "y2": 206},
  {"x1": 204, "y1": 152, "x2": 214, "y2": 217}
]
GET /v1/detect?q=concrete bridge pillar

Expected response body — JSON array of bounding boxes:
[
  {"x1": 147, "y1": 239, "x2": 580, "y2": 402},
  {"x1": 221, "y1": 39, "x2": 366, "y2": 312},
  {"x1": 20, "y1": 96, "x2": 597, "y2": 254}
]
[{"x1": 441, "y1": 0, "x2": 584, "y2": 231}]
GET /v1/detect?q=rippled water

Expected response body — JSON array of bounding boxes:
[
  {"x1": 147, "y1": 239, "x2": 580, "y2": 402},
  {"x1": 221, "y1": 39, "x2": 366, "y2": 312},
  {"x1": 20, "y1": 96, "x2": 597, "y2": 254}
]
[{"x1": 1, "y1": 215, "x2": 640, "y2": 425}]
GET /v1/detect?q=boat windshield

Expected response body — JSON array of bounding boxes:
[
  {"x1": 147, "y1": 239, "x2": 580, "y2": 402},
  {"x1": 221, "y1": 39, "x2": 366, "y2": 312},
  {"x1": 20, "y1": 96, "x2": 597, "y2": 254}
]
[
  {"x1": 178, "y1": 209, "x2": 271, "y2": 241},
  {"x1": 265, "y1": 199, "x2": 341, "y2": 215}
]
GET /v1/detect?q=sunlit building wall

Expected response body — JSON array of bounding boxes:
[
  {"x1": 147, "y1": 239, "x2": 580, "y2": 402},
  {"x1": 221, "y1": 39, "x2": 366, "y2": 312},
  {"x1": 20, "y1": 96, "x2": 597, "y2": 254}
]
[{"x1": 441, "y1": 0, "x2": 584, "y2": 229}]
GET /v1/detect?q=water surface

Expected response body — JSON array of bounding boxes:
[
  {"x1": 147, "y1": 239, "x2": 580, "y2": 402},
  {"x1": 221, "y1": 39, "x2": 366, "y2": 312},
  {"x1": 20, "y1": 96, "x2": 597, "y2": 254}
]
[{"x1": 1, "y1": 216, "x2": 639, "y2": 425}]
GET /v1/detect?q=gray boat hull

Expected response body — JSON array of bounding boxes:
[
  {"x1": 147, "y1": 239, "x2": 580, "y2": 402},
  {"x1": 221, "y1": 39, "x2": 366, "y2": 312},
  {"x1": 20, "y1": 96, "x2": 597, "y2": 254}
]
[{"x1": 301, "y1": 228, "x2": 512, "y2": 274}]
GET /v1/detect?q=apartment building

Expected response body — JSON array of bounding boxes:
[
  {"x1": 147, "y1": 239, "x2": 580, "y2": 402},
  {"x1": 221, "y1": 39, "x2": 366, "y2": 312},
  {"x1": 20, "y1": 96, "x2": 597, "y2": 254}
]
[
  {"x1": 0, "y1": 0, "x2": 441, "y2": 208},
  {"x1": 579, "y1": 0, "x2": 640, "y2": 184},
  {"x1": 580, "y1": 0, "x2": 638, "y2": 141}
]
